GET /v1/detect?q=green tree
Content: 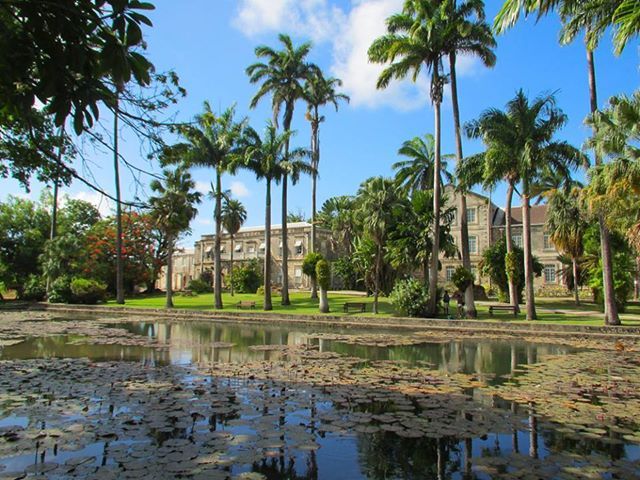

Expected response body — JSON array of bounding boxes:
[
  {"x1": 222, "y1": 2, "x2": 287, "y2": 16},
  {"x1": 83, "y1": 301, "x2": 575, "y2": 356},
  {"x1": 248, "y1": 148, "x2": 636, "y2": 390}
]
[
  {"x1": 369, "y1": 0, "x2": 450, "y2": 316},
  {"x1": 303, "y1": 252, "x2": 324, "y2": 299},
  {"x1": 318, "y1": 196, "x2": 358, "y2": 255},
  {"x1": 247, "y1": 33, "x2": 318, "y2": 306},
  {"x1": 392, "y1": 134, "x2": 454, "y2": 194},
  {"x1": 221, "y1": 198, "x2": 248, "y2": 296},
  {"x1": 165, "y1": 103, "x2": 245, "y2": 310},
  {"x1": 303, "y1": 71, "x2": 349, "y2": 252},
  {"x1": 316, "y1": 259, "x2": 331, "y2": 313},
  {"x1": 148, "y1": 169, "x2": 201, "y2": 308}
]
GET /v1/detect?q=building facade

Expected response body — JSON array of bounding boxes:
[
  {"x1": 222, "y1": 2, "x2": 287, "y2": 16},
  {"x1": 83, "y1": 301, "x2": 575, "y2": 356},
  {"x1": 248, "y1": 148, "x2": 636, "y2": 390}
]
[
  {"x1": 440, "y1": 186, "x2": 563, "y2": 289},
  {"x1": 157, "y1": 248, "x2": 195, "y2": 291}
]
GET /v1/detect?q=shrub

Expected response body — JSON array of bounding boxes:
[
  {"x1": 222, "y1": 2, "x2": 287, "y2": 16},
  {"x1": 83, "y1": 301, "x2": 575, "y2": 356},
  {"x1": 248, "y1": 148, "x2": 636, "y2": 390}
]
[
  {"x1": 389, "y1": 278, "x2": 429, "y2": 318},
  {"x1": 48, "y1": 275, "x2": 73, "y2": 303},
  {"x1": 20, "y1": 275, "x2": 46, "y2": 301},
  {"x1": 316, "y1": 260, "x2": 331, "y2": 290},
  {"x1": 70, "y1": 278, "x2": 107, "y2": 304},
  {"x1": 332, "y1": 256, "x2": 359, "y2": 290},
  {"x1": 230, "y1": 259, "x2": 263, "y2": 294},
  {"x1": 187, "y1": 278, "x2": 212, "y2": 294},
  {"x1": 303, "y1": 252, "x2": 324, "y2": 280},
  {"x1": 451, "y1": 266, "x2": 474, "y2": 293}
]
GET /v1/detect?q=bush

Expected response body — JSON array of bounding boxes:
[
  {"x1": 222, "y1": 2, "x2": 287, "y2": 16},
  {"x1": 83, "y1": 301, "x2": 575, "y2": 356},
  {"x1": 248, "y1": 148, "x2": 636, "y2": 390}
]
[
  {"x1": 451, "y1": 266, "x2": 474, "y2": 293},
  {"x1": 332, "y1": 256, "x2": 359, "y2": 290},
  {"x1": 70, "y1": 278, "x2": 107, "y2": 304},
  {"x1": 230, "y1": 259, "x2": 263, "y2": 294},
  {"x1": 187, "y1": 278, "x2": 212, "y2": 294},
  {"x1": 48, "y1": 275, "x2": 73, "y2": 303},
  {"x1": 303, "y1": 252, "x2": 323, "y2": 280},
  {"x1": 20, "y1": 275, "x2": 46, "y2": 301},
  {"x1": 316, "y1": 260, "x2": 331, "y2": 290},
  {"x1": 389, "y1": 278, "x2": 429, "y2": 318}
]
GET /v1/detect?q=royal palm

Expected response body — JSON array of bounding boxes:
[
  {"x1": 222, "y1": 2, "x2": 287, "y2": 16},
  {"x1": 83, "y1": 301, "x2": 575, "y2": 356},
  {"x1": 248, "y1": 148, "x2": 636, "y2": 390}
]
[{"x1": 221, "y1": 198, "x2": 247, "y2": 297}]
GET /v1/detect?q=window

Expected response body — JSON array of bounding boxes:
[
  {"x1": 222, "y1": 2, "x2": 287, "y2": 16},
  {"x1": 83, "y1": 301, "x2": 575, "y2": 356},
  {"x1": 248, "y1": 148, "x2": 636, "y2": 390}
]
[
  {"x1": 295, "y1": 268, "x2": 302, "y2": 278},
  {"x1": 543, "y1": 234, "x2": 553, "y2": 250},
  {"x1": 205, "y1": 246, "x2": 213, "y2": 260},
  {"x1": 466, "y1": 207, "x2": 477, "y2": 224},
  {"x1": 295, "y1": 239, "x2": 303, "y2": 256},
  {"x1": 234, "y1": 242, "x2": 242, "y2": 253},
  {"x1": 512, "y1": 234, "x2": 523, "y2": 248},
  {"x1": 446, "y1": 266, "x2": 456, "y2": 282},
  {"x1": 248, "y1": 244, "x2": 256, "y2": 254},
  {"x1": 468, "y1": 235, "x2": 478, "y2": 254},
  {"x1": 544, "y1": 264, "x2": 557, "y2": 283},
  {"x1": 451, "y1": 208, "x2": 458, "y2": 226}
]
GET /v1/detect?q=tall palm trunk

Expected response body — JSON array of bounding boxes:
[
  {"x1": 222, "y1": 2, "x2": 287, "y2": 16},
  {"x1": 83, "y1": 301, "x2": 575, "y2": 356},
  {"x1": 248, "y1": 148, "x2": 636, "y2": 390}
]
[
  {"x1": 264, "y1": 179, "x2": 273, "y2": 311},
  {"x1": 311, "y1": 106, "x2": 319, "y2": 254},
  {"x1": 165, "y1": 236, "x2": 174, "y2": 308},
  {"x1": 505, "y1": 181, "x2": 519, "y2": 312},
  {"x1": 230, "y1": 235, "x2": 235, "y2": 297},
  {"x1": 572, "y1": 257, "x2": 580, "y2": 306},
  {"x1": 428, "y1": 99, "x2": 442, "y2": 316},
  {"x1": 522, "y1": 191, "x2": 537, "y2": 320},
  {"x1": 280, "y1": 106, "x2": 295, "y2": 306},
  {"x1": 449, "y1": 51, "x2": 477, "y2": 318},
  {"x1": 114, "y1": 90, "x2": 125, "y2": 305},
  {"x1": 373, "y1": 243, "x2": 381, "y2": 314},
  {"x1": 214, "y1": 168, "x2": 223, "y2": 309},
  {"x1": 587, "y1": 48, "x2": 619, "y2": 325}
]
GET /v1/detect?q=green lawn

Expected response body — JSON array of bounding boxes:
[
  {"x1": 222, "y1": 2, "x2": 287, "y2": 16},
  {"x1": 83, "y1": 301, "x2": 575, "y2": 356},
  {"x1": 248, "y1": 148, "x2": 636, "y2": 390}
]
[{"x1": 104, "y1": 291, "x2": 640, "y2": 327}]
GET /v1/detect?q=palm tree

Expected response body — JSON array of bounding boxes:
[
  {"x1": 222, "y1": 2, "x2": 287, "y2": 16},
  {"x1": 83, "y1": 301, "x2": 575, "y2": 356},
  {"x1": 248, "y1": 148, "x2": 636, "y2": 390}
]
[
  {"x1": 466, "y1": 90, "x2": 583, "y2": 320},
  {"x1": 494, "y1": 0, "x2": 621, "y2": 324},
  {"x1": 369, "y1": 0, "x2": 449, "y2": 316},
  {"x1": 221, "y1": 198, "x2": 247, "y2": 297},
  {"x1": 393, "y1": 134, "x2": 454, "y2": 194},
  {"x1": 356, "y1": 177, "x2": 398, "y2": 314},
  {"x1": 444, "y1": 0, "x2": 497, "y2": 319},
  {"x1": 318, "y1": 196, "x2": 358, "y2": 255},
  {"x1": 149, "y1": 169, "x2": 201, "y2": 308},
  {"x1": 247, "y1": 33, "x2": 318, "y2": 306},
  {"x1": 239, "y1": 123, "x2": 310, "y2": 311},
  {"x1": 303, "y1": 71, "x2": 350, "y2": 253},
  {"x1": 613, "y1": 0, "x2": 640, "y2": 54},
  {"x1": 166, "y1": 103, "x2": 245, "y2": 310},
  {"x1": 546, "y1": 187, "x2": 587, "y2": 305}
]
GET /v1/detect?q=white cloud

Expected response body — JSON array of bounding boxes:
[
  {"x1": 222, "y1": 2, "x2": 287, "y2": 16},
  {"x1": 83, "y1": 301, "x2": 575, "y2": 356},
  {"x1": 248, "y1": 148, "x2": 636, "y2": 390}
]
[
  {"x1": 197, "y1": 218, "x2": 213, "y2": 226},
  {"x1": 230, "y1": 181, "x2": 251, "y2": 198},
  {"x1": 70, "y1": 191, "x2": 112, "y2": 217}
]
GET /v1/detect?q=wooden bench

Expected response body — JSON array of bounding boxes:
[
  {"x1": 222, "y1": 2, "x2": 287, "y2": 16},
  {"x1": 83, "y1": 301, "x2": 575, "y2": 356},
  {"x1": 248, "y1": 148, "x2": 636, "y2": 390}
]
[
  {"x1": 236, "y1": 300, "x2": 256, "y2": 309},
  {"x1": 488, "y1": 304, "x2": 517, "y2": 317},
  {"x1": 343, "y1": 302, "x2": 366, "y2": 313}
]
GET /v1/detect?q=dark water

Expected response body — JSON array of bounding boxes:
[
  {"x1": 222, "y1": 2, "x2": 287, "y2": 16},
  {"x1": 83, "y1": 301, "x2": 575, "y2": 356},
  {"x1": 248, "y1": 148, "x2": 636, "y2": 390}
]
[{"x1": 0, "y1": 319, "x2": 638, "y2": 479}]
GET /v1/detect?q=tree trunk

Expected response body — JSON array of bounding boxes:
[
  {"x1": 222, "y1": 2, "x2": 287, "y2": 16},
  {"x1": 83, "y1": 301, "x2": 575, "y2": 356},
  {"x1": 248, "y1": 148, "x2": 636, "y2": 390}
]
[
  {"x1": 319, "y1": 286, "x2": 329, "y2": 313},
  {"x1": 572, "y1": 257, "x2": 580, "y2": 306},
  {"x1": 214, "y1": 168, "x2": 223, "y2": 309},
  {"x1": 46, "y1": 175, "x2": 60, "y2": 296},
  {"x1": 311, "y1": 110, "x2": 319, "y2": 254},
  {"x1": 264, "y1": 180, "x2": 273, "y2": 311},
  {"x1": 635, "y1": 256, "x2": 640, "y2": 301},
  {"x1": 428, "y1": 100, "x2": 442, "y2": 317},
  {"x1": 587, "y1": 47, "x2": 619, "y2": 325},
  {"x1": 522, "y1": 193, "x2": 537, "y2": 320},
  {"x1": 165, "y1": 237, "x2": 174, "y2": 308},
  {"x1": 281, "y1": 174, "x2": 290, "y2": 305},
  {"x1": 373, "y1": 244, "x2": 381, "y2": 314},
  {"x1": 310, "y1": 277, "x2": 318, "y2": 300},
  {"x1": 449, "y1": 52, "x2": 477, "y2": 319},
  {"x1": 114, "y1": 90, "x2": 125, "y2": 305},
  {"x1": 230, "y1": 235, "x2": 234, "y2": 297},
  {"x1": 505, "y1": 181, "x2": 519, "y2": 312}
]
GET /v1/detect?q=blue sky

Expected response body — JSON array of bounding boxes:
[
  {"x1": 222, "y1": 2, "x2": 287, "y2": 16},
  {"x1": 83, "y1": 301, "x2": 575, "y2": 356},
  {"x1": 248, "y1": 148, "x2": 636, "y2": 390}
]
[{"x1": 2, "y1": 0, "x2": 638, "y2": 246}]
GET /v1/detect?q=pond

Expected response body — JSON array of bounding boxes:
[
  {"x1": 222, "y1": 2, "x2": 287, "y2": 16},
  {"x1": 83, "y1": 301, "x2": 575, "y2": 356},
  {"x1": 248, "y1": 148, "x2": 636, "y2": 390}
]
[{"x1": 0, "y1": 314, "x2": 638, "y2": 479}]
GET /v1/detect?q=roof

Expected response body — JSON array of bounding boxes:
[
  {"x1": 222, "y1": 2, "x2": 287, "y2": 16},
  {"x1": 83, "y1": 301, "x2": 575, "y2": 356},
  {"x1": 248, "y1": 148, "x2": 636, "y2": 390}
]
[
  {"x1": 509, "y1": 205, "x2": 548, "y2": 225},
  {"x1": 234, "y1": 221, "x2": 312, "y2": 234}
]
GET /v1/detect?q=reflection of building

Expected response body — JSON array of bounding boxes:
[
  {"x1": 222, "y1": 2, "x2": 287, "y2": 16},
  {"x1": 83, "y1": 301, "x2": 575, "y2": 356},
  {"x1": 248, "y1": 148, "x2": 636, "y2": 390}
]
[
  {"x1": 157, "y1": 249, "x2": 194, "y2": 291},
  {"x1": 159, "y1": 222, "x2": 336, "y2": 291},
  {"x1": 441, "y1": 186, "x2": 562, "y2": 288}
]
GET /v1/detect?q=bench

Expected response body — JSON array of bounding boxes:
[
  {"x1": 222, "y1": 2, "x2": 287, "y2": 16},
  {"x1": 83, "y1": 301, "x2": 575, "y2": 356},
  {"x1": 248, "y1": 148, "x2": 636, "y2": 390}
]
[
  {"x1": 236, "y1": 301, "x2": 256, "y2": 309},
  {"x1": 343, "y1": 302, "x2": 366, "y2": 313},
  {"x1": 488, "y1": 304, "x2": 517, "y2": 317}
]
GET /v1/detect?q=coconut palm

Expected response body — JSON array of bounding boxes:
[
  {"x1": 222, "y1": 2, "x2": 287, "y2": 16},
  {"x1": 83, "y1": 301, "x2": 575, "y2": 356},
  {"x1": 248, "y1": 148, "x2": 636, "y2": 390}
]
[
  {"x1": 303, "y1": 71, "x2": 349, "y2": 253},
  {"x1": 165, "y1": 102, "x2": 245, "y2": 310},
  {"x1": 239, "y1": 123, "x2": 310, "y2": 311},
  {"x1": 444, "y1": 0, "x2": 497, "y2": 318},
  {"x1": 221, "y1": 198, "x2": 247, "y2": 297},
  {"x1": 613, "y1": 0, "x2": 640, "y2": 53},
  {"x1": 247, "y1": 33, "x2": 319, "y2": 306},
  {"x1": 393, "y1": 134, "x2": 454, "y2": 194},
  {"x1": 369, "y1": 0, "x2": 449, "y2": 316},
  {"x1": 148, "y1": 169, "x2": 201, "y2": 308},
  {"x1": 494, "y1": 0, "x2": 622, "y2": 324}
]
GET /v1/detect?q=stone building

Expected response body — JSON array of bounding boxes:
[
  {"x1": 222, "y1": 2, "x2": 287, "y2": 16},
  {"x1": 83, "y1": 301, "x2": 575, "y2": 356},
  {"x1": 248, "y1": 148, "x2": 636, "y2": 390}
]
[
  {"x1": 157, "y1": 249, "x2": 195, "y2": 291},
  {"x1": 440, "y1": 186, "x2": 563, "y2": 289}
]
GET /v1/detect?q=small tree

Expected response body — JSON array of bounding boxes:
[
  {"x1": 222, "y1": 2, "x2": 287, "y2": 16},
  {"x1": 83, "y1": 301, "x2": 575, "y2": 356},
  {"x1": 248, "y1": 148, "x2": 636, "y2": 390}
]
[
  {"x1": 316, "y1": 259, "x2": 331, "y2": 313},
  {"x1": 302, "y1": 252, "x2": 323, "y2": 299},
  {"x1": 451, "y1": 266, "x2": 474, "y2": 295}
]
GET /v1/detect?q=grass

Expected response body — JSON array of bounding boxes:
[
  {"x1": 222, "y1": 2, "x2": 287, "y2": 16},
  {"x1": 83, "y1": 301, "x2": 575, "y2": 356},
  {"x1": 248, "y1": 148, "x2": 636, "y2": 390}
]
[{"x1": 103, "y1": 291, "x2": 640, "y2": 327}]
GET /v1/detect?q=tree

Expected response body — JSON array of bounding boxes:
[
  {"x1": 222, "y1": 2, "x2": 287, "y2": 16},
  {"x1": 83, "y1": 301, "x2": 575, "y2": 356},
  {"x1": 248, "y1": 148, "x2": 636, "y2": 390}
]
[
  {"x1": 303, "y1": 252, "x2": 324, "y2": 299},
  {"x1": 303, "y1": 71, "x2": 350, "y2": 253},
  {"x1": 444, "y1": 0, "x2": 497, "y2": 319},
  {"x1": 392, "y1": 134, "x2": 454, "y2": 194},
  {"x1": 318, "y1": 196, "x2": 358, "y2": 255},
  {"x1": 546, "y1": 187, "x2": 588, "y2": 304},
  {"x1": 239, "y1": 123, "x2": 307, "y2": 311},
  {"x1": 165, "y1": 103, "x2": 245, "y2": 310},
  {"x1": 356, "y1": 177, "x2": 399, "y2": 314},
  {"x1": 148, "y1": 169, "x2": 201, "y2": 308},
  {"x1": 494, "y1": 0, "x2": 622, "y2": 325},
  {"x1": 316, "y1": 259, "x2": 331, "y2": 313},
  {"x1": 221, "y1": 198, "x2": 248, "y2": 296},
  {"x1": 247, "y1": 33, "x2": 318, "y2": 306},
  {"x1": 369, "y1": 0, "x2": 450, "y2": 316}
]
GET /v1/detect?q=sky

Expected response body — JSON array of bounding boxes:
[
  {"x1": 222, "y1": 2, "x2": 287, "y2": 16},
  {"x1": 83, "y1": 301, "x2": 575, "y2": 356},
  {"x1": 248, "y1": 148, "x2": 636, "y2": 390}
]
[{"x1": 2, "y1": 0, "x2": 639, "y2": 247}]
